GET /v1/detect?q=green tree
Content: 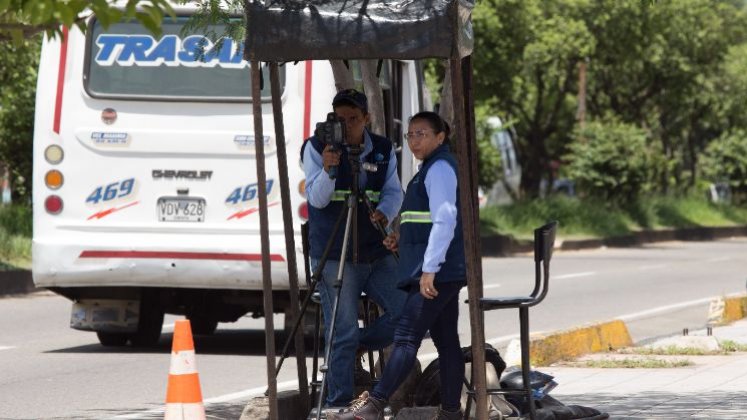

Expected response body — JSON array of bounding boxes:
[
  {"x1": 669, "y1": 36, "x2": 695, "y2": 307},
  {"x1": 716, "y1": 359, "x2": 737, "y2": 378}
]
[
  {"x1": 0, "y1": 38, "x2": 39, "y2": 202},
  {"x1": 565, "y1": 120, "x2": 655, "y2": 203},
  {"x1": 700, "y1": 130, "x2": 747, "y2": 204},
  {"x1": 473, "y1": 0, "x2": 595, "y2": 198},
  {"x1": 583, "y1": 0, "x2": 747, "y2": 191},
  {"x1": 0, "y1": 0, "x2": 175, "y2": 42}
]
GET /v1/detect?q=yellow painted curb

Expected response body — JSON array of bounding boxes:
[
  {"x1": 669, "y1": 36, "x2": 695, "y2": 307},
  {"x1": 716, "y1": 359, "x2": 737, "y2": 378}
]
[
  {"x1": 529, "y1": 319, "x2": 633, "y2": 366},
  {"x1": 722, "y1": 295, "x2": 747, "y2": 323}
]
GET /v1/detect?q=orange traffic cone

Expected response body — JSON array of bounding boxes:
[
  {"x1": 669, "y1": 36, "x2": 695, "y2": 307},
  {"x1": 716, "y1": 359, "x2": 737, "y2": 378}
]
[{"x1": 164, "y1": 320, "x2": 206, "y2": 420}]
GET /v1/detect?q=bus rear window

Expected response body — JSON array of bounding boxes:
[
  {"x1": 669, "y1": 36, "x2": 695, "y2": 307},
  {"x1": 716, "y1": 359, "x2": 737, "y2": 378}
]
[{"x1": 84, "y1": 17, "x2": 281, "y2": 102}]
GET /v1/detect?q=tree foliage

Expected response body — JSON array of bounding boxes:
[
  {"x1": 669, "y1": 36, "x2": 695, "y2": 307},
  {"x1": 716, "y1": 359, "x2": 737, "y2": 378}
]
[
  {"x1": 0, "y1": 37, "x2": 39, "y2": 202},
  {"x1": 700, "y1": 131, "x2": 747, "y2": 204},
  {"x1": 565, "y1": 120, "x2": 655, "y2": 203},
  {"x1": 0, "y1": 0, "x2": 175, "y2": 42},
  {"x1": 473, "y1": 0, "x2": 747, "y2": 199}
]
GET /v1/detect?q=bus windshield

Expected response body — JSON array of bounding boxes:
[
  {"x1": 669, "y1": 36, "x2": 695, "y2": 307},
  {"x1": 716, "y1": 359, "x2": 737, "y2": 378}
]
[{"x1": 84, "y1": 17, "x2": 279, "y2": 102}]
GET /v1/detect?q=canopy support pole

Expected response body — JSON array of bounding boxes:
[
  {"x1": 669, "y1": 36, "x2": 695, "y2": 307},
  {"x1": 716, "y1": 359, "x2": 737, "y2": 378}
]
[
  {"x1": 252, "y1": 59, "x2": 278, "y2": 420},
  {"x1": 269, "y1": 61, "x2": 310, "y2": 412},
  {"x1": 451, "y1": 55, "x2": 488, "y2": 419}
]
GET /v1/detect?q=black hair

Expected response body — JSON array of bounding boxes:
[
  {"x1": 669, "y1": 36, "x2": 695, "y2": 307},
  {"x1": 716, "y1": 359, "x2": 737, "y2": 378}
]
[{"x1": 409, "y1": 111, "x2": 451, "y2": 144}]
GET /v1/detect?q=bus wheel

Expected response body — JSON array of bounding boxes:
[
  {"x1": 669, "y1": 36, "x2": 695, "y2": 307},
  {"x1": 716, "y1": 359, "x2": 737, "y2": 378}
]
[
  {"x1": 97, "y1": 331, "x2": 129, "y2": 347},
  {"x1": 130, "y1": 304, "x2": 164, "y2": 347},
  {"x1": 189, "y1": 316, "x2": 218, "y2": 335}
]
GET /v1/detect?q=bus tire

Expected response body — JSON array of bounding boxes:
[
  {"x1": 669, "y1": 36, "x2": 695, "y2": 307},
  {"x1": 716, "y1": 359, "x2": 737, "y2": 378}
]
[
  {"x1": 130, "y1": 300, "x2": 164, "y2": 347},
  {"x1": 189, "y1": 316, "x2": 218, "y2": 335},
  {"x1": 97, "y1": 331, "x2": 129, "y2": 347}
]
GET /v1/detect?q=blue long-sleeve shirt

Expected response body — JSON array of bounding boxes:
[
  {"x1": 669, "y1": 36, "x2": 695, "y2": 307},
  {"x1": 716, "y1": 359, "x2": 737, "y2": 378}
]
[
  {"x1": 422, "y1": 159, "x2": 458, "y2": 273},
  {"x1": 303, "y1": 130, "x2": 403, "y2": 226}
]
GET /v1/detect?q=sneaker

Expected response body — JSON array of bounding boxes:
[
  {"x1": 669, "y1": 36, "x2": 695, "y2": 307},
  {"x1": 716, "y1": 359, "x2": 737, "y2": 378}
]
[
  {"x1": 327, "y1": 391, "x2": 387, "y2": 420},
  {"x1": 431, "y1": 407, "x2": 463, "y2": 420}
]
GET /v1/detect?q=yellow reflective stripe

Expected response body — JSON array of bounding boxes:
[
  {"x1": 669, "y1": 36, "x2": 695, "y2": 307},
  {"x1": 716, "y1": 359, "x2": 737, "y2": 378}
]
[
  {"x1": 400, "y1": 211, "x2": 432, "y2": 224},
  {"x1": 331, "y1": 190, "x2": 381, "y2": 202},
  {"x1": 365, "y1": 190, "x2": 380, "y2": 202},
  {"x1": 331, "y1": 190, "x2": 350, "y2": 201}
]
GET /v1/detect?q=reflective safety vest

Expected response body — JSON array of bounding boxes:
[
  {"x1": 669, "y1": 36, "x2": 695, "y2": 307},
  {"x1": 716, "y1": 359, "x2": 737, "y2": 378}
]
[
  {"x1": 304, "y1": 133, "x2": 394, "y2": 263},
  {"x1": 397, "y1": 144, "x2": 465, "y2": 288}
]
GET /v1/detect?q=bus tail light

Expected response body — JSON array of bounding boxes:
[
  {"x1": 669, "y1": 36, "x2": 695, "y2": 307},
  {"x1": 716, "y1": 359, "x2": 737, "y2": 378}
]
[
  {"x1": 44, "y1": 145, "x2": 64, "y2": 164},
  {"x1": 298, "y1": 180, "x2": 306, "y2": 197},
  {"x1": 298, "y1": 202, "x2": 308, "y2": 220},
  {"x1": 45, "y1": 170, "x2": 64, "y2": 189},
  {"x1": 45, "y1": 195, "x2": 63, "y2": 214}
]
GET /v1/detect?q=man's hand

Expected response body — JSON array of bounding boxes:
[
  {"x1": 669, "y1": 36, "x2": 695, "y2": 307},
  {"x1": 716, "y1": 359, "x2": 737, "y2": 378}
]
[
  {"x1": 322, "y1": 145, "x2": 341, "y2": 174},
  {"x1": 383, "y1": 232, "x2": 399, "y2": 252},
  {"x1": 419, "y1": 272, "x2": 437, "y2": 299},
  {"x1": 370, "y1": 210, "x2": 388, "y2": 228}
]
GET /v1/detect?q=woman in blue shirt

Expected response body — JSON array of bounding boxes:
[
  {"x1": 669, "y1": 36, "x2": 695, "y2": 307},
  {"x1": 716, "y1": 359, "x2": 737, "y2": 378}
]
[{"x1": 330, "y1": 111, "x2": 466, "y2": 420}]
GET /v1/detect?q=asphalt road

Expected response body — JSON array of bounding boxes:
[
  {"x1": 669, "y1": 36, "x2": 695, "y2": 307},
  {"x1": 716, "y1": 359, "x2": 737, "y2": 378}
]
[{"x1": 1, "y1": 238, "x2": 745, "y2": 419}]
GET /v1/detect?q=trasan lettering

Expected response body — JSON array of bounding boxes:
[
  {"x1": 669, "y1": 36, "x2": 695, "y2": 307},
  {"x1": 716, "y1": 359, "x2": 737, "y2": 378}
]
[{"x1": 95, "y1": 34, "x2": 247, "y2": 68}]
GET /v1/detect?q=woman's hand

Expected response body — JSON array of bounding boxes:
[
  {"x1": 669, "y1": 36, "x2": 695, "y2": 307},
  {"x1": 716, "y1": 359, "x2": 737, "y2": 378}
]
[
  {"x1": 419, "y1": 272, "x2": 437, "y2": 299},
  {"x1": 383, "y1": 232, "x2": 399, "y2": 252}
]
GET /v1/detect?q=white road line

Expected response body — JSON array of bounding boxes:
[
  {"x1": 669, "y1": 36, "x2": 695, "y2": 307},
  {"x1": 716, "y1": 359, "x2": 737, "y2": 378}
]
[
  {"x1": 554, "y1": 271, "x2": 596, "y2": 280},
  {"x1": 110, "y1": 380, "x2": 298, "y2": 419},
  {"x1": 616, "y1": 293, "x2": 743, "y2": 322},
  {"x1": 706, "y1": 256, "x2": 732, "y2": 263},
  {"x1": 203, "y1": 379, "x2": 299, "y2": 404},
  {"x1": 0, "y1": 346, "x2": 14, "y2": 351},
  {"x1": 638, "y1": 264, "x2": 667, "y2": 270}
]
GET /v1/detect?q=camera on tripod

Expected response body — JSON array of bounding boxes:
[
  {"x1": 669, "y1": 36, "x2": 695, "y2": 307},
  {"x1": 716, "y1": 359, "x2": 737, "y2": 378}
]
[{"x1": 315, "y1": 112, "x2": 347, "y2": 179}]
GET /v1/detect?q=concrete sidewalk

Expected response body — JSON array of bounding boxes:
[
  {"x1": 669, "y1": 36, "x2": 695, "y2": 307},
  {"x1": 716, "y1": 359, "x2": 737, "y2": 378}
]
[{"x1": 545, "y1": 319, "x2": 747, "y2": 419}]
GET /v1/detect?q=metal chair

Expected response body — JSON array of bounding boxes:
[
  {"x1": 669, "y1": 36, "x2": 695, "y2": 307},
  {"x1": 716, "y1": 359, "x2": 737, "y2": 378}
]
[{"x1": 466, "y1": 221, "x2": 557, "y2": 420}]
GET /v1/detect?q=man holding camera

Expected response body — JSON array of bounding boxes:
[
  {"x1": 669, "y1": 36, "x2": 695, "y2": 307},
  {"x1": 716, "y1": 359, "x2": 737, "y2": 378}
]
[{"x1": 302, "y1": 89, "x2": 406, "y2": 407}]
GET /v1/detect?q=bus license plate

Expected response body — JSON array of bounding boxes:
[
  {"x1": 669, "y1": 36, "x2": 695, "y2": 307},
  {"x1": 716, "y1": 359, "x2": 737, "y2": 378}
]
[{"x1": 157, "y1": 197, "x2": 205, "y2": 222}]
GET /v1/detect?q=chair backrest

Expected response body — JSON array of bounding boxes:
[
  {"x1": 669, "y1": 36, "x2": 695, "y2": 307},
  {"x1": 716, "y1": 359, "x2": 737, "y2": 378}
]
[
  {"x1": 534, "y1": 221, "x2": 558, "y2": 266},
  {"x1": 529, "y1": 221, "x2": 558, "y2": 305}
]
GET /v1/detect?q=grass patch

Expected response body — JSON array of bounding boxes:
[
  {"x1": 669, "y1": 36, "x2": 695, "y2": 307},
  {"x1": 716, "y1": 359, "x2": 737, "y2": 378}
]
[
  {"x1": 480, "y1": 195, "x2": 747, "y2": 239},
  {"x1": 720, "y1": 340, "x2": 747, "y2": 353},
  {"x1": 583, "y1": 358, "x2": 693, "y2": 368},
  {"x1": 0, "y1": 205, "x2": 31, "y2": 270},
  {"x1": 624, "y1": 346, "x2": 714, "y2": 356}
]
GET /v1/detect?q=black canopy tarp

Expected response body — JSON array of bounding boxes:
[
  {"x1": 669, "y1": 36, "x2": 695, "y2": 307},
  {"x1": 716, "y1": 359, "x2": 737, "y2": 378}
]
[{"x1": 244, "y1": 0, "x2": 474, "y2": 61}]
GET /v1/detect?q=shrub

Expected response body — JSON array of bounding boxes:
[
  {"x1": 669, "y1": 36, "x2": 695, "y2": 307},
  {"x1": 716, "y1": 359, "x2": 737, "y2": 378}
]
[
  {"x1": 564, "y1": 120, "x2": 654, "y2": 203},
  {"x1": 700, "y1": 130, "x2": 747, "y2": 204},
  {"x1": 0, "y1": 205, "x2": 31, "y2": 237}
]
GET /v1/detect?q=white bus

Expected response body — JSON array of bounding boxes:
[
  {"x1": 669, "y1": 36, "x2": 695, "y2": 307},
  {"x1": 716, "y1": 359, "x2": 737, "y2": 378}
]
[{"x1": 32, "y1": 4, "x2": 424, "y2": 346}]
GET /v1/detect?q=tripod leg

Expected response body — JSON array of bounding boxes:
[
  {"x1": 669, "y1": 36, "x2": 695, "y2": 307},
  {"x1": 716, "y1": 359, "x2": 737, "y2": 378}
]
[
  {"x1": 315, "y1": 201, "x2": 356, "y2": 419},
  {"x1": 275, "y1": 202, "x2": 347, "y2": 382}
]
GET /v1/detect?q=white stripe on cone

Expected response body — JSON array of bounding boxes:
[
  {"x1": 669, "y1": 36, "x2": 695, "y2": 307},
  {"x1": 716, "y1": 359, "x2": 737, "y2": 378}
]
[
  {"x1": 164, "y1": 402, "x2": 205, "y2": 420},
  {"x1": 169, "y1": 350, "x2": 198, "y2": 375}
]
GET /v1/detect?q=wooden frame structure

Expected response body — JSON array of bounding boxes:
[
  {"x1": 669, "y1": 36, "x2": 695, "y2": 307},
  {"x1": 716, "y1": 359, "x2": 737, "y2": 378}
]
[{"x1": 243, "y1": 1, "x2": 488, "y2": 418}]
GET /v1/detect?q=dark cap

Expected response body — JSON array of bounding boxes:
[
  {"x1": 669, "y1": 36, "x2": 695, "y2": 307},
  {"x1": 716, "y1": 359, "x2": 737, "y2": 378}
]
[{"x1": 332, "y1": 89, "x2": 368, "y2": 113}]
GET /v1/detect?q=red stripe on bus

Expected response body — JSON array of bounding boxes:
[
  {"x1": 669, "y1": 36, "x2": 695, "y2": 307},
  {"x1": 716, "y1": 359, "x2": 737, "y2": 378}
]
[
  {"x1": 303, "y1": 60, "x2": 313, "y2": 139},
  {"x1": 53, "y1": 27, "x2": 69, "y2": 134},
  {"x1": 78, "y1": 250, "x2": 286, "y2": 262}
]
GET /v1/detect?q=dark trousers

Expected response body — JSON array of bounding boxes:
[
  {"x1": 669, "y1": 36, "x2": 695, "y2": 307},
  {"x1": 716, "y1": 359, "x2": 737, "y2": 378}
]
[{"x1": 371, "y1": 281, "x2": 465, "y2": 411}]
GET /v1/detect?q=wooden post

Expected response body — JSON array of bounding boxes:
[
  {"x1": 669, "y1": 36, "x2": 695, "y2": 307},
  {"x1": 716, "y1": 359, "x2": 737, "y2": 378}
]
[
  {"x1": 450, "y1": 56, "x2": 488, "y2": 419},
  {"x1": 269, "y1": 62, "x2": 309, "y2": 412},
  {"x1": 251, "y1": 60, "x2": 278, "y2": 420}
]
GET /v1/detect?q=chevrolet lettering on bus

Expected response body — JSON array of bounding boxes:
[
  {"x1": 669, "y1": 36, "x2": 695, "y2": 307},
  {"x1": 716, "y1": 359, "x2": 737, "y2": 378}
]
[{"x1": 152, "y1": 170, "x2": 213, "y2": 180}]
